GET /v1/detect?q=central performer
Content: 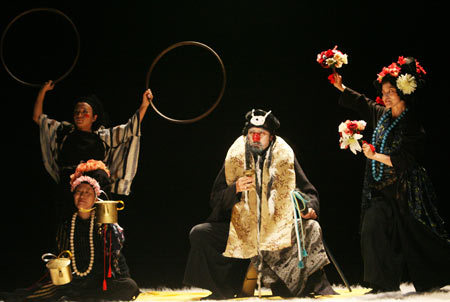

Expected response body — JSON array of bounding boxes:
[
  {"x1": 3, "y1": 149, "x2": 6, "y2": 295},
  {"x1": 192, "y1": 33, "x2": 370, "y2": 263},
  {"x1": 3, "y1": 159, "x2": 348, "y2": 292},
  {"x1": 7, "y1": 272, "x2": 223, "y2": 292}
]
[{"x1": 183, "y1": 109, "x2": 336, "y2": 299}]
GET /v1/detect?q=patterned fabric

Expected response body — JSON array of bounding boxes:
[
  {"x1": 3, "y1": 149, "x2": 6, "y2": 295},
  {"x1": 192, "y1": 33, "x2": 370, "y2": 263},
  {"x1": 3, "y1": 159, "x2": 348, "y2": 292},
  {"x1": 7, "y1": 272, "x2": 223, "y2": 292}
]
[
  {"x1": 399, "y1": 167, "x2": 450, "y2": 243},
  {"x1": 340, "y1": 88, "x2": 450, "y2": 243},
  {"x1": 251, "y1": 219, "x2": 330, "y2": 296},
  {"x1": 56, "y1": 217, "x2": 128, "y2": 278},
  {"x1": 38, "y1": 111, "x2": 141, "y2": 195},
  {"x1": 223, "y1": 136, "x2": 296, "y2": 258}
]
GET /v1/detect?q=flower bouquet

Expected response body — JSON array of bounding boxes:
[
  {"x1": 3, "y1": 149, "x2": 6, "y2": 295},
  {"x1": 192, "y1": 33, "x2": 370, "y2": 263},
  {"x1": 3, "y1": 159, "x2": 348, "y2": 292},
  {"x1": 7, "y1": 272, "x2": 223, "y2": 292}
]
[
  {"x1": 316, "y1": 46, "x2": 348, "y2": 83},
  {"x1": 338, "y1": 120, "x2": 372, "y2": 154}
]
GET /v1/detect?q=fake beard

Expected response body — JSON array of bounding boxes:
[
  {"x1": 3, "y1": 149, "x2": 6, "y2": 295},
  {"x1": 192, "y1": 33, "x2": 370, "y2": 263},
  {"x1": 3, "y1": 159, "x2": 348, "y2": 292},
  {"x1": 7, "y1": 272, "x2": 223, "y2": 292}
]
[{"x1": 247, "y1": 141, "x2": 265, "y2": 155}]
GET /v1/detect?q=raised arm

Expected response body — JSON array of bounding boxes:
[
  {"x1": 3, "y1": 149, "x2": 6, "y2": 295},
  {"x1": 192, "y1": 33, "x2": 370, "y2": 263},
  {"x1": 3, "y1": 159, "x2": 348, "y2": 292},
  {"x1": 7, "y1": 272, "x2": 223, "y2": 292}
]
[
  {"x1": 138, "y1": 89, "x2": 153, "y2": 123},
  {"x1": 33, "y1": 80, "x2": 54, "y2": 124}
]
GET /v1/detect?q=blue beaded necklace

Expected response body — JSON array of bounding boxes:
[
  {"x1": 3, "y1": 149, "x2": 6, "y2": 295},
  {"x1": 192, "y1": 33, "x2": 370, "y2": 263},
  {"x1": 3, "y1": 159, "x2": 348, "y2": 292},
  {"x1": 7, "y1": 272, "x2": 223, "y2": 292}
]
[{"x1": 371, "y1": 108, "x2": 408, "y2": 181}]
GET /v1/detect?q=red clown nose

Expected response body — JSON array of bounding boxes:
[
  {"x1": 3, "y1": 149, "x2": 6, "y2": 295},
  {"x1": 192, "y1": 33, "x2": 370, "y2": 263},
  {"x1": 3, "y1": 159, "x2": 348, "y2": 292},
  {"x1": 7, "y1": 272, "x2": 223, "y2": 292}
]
[{"x1": 252, "y1": 132, "x2": 261, "y2": 142}]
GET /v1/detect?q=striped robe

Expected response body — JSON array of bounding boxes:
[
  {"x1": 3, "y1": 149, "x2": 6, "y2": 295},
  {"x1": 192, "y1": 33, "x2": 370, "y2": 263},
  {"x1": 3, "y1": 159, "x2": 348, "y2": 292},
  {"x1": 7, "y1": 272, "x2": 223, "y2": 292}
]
[{"x1": 38, "y1": 111, "x2": 141, "y2": 195}]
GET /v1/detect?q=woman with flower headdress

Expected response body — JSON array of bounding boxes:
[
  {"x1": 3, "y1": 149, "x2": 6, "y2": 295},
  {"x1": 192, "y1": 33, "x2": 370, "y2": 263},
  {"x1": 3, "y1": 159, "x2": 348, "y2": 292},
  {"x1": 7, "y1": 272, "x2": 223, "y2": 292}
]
[
  {"x1": 330, "y1": 57, "x2": 450, "y2": 293},
  {"x1": 32, "y1": 81, "x2": 153, "y2": 222},
  {"x1": 0, "y1": 160, "x2": 140, "y2": 301}
]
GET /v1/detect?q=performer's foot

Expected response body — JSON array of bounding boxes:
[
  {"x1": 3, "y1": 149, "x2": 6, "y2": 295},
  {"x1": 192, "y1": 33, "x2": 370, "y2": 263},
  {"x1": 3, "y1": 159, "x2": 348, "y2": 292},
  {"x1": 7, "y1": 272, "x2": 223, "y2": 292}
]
[
  {"x1": 200, "y1": 292, "x2": 228, "y2": 300},
  {"x1": 364, "y1": 287, "x2": 399, "y2": 295},
  {"x1": 315, "y1": 284, "x2": 338, "y2": 296},
  {"x1": 270, "y1": 279, "x2": 294, "y2": 297},
  {"x1": 415, "y1": 286, "x2": 442, "y2": 293},
  {"x1": 303, "y1": 269, "x2": 338, "y2": 296}
]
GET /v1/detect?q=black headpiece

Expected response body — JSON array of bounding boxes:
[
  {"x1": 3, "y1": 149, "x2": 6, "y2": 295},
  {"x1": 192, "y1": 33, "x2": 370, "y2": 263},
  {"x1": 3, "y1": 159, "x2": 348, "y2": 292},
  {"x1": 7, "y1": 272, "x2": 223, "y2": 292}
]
[
  {"x1": 242, "y1": 109, "x2": 280, "y2": 135},
  {"x1": 73, "y1": 94, "x2": 109, "y2": 129}
]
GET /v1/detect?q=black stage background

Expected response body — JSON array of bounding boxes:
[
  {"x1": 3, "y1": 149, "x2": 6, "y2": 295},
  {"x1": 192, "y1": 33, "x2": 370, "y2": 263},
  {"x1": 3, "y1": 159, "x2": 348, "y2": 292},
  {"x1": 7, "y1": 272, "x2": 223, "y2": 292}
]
[{"x1": 1, "y1": 0, "x2": 448, "y2": 291}]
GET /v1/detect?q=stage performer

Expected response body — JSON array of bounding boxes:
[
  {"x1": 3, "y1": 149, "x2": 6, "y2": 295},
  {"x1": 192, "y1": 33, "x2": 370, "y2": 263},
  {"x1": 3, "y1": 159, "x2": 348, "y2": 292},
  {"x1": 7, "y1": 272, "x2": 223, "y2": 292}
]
[
  {"x1": 183, "y1": 109, "x2": 336, "y2": 299},
  {"x1": 330, "y1": 56, "x2": 450, "y2": 293},
  {"x1": 0, "y1": 160, "x2": 140, "y2": 301},
  {"x1": 32, "y1": 80, "x2": 153, "y2": 219}
]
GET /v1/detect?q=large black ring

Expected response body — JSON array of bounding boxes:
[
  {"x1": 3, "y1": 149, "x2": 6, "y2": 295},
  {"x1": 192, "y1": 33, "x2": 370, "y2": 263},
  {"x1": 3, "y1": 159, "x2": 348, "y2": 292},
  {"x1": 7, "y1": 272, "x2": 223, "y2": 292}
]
[
  {"x1": 1, "y1": 8, "x2": 80, "y2": 87},
  {"x1": 145, "y1": 41, "x2": 226, "y2": 124}
]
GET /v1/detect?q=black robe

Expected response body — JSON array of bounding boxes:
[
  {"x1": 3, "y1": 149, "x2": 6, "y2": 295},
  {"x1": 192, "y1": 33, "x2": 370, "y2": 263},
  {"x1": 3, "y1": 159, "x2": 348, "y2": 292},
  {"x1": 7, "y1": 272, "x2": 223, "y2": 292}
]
[{"x1": 339, "y1": 88, "x2": 450, "y2": 291}]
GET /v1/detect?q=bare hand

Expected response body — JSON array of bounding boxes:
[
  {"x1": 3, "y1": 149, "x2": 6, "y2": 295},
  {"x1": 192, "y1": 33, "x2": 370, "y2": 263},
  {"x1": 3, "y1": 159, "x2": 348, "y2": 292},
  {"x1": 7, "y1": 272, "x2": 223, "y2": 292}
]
[
  {"x1": 142, "y1": 88, "x2": 153, "y2": 105},
  {"x1": 236, "y1": 176, "x2": 255, "y2": 193},
  {"x1": 362, "y1": 142, "x2": 376, "y2": 159},
  {"x1": 41, "y1": 80, "x2": 55, "y2": 93},
  {"x1": 332, "y1": 73, "x2": 346, "y2": 92},
  {"x1": 300, "y1": 208, "x2": 317, "y2": 220}
]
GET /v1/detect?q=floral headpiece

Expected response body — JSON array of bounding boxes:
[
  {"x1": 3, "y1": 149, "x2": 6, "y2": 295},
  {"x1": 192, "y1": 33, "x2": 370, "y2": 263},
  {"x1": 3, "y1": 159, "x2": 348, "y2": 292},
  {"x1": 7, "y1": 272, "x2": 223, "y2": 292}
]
[
  {"x1": 70, "y1": 159, "x2": 110, "y2": 186},
  {"x1": 376, "y1": 56, "x2": 426, "y2": 99},
  {"x1": 70, "y1": 175, "x2": 102, "y2": 196}
]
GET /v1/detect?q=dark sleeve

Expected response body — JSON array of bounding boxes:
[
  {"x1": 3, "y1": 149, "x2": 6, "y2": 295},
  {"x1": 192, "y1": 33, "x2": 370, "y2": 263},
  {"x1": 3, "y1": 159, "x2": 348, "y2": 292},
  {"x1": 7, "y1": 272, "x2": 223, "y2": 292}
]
[
  {"x1": 390, "y1": 113, "x2": 426, "y2": 173},
  {"x1": 338, "y1": 87, "x2": 385, "y2": 128},
  {"x1": 294, "y1": 156, "x2": 320, "y2": 216},
  {"x1": 206, "y1": 164, "x2": 241, "y2": 222}
]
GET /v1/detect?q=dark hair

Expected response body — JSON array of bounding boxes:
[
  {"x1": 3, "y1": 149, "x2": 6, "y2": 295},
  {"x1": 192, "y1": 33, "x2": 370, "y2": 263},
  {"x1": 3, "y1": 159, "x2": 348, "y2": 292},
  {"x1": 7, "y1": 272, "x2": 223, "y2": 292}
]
[{"x1": 83, "y1": 168, "x2": 112, "y2": 196}]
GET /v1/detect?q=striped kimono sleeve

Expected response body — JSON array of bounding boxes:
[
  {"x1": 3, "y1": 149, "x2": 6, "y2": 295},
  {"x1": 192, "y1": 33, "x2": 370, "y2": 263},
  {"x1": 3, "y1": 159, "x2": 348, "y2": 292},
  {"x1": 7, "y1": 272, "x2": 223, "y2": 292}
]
[
  {"x1": 38, "y1": 114, "x2": 66, "y2": 183},
  {"x1": 98, "y1": 111, "x2": 141, "y2": 195}
]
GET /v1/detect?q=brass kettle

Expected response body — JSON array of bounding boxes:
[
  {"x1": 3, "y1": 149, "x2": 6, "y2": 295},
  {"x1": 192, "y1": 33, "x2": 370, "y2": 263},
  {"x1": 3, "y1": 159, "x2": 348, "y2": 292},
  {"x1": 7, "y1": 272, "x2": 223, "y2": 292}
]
[
  {"x1": 42, "y1": 251, "x2": 73, "y2": 285},
  {"x1": 81, "y1": 200, "x2": 125, "y2": 224}
]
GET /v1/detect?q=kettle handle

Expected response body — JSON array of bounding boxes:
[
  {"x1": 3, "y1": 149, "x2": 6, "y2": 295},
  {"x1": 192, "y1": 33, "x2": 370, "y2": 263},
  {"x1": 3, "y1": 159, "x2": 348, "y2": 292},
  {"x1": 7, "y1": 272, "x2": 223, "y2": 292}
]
[
  {"x1": 116, "y1": 200, "x2": 125, "y2": 211},
  {"x1": 41, "y1": 253, "x2": 57, "y2": 263},
  {"x1": 79, "y1": 207, "x2": 95, "y2": 213},
  {"x1": 57, "y1": 250, "x2": 73, "y2": 259}
]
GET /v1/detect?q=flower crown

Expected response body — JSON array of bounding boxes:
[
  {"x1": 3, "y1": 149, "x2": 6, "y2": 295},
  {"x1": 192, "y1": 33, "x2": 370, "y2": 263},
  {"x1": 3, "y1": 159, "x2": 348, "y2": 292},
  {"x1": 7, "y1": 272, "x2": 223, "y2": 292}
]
[
  {"x1": 376, "y1": 56, "x2": 426, "y2": 97},
  {"x1": 70, "y1": 159, "x2": 110, "y2": 186},
  {"x1": 71, "y1": 175, "x2": 102, "y2": 196}
]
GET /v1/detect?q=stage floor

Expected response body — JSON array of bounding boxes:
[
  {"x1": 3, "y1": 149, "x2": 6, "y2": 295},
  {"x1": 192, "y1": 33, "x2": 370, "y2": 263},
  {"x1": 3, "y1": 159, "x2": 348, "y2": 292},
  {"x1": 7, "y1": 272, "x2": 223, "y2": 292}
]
[{"x1": 135, "y1": 284, "x2": 450, "y2": 301}]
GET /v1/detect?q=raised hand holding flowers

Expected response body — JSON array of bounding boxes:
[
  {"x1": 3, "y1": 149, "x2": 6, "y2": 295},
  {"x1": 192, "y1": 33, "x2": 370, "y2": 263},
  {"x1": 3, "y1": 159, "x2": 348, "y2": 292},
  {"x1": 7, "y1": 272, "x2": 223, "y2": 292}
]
[
  {"x1": 317, "y1": 46, "x2": 348, "y2": 83},
  {"x1": 338, "y1": 119, "x2": 368, "y2": 154}
]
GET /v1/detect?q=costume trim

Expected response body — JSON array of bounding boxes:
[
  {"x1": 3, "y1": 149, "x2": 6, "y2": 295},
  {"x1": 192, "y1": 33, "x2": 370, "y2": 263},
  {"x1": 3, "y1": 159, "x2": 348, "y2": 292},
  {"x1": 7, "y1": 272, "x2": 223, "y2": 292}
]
[{"x1": 223, "y1": 135, "x2": 296, "y2": 258}]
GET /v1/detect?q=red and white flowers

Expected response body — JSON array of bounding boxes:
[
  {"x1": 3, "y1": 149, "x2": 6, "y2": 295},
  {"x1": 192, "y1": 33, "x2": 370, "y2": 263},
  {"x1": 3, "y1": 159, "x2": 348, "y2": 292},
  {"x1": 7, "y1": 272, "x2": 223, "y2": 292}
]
[
  {"x1": 317, "y1": 46, "x2": 348, "y2": 69},
  {"x1": 338, "y1": 120, "x2": 367, "y2": 154},
  {"x1": 376, "y1": 56, "x2": 426, "y2": 96}
]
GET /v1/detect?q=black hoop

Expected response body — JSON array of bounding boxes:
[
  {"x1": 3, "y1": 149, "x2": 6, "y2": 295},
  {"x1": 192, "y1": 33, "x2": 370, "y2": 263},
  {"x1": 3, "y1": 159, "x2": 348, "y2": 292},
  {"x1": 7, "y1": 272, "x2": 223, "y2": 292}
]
[
  {"x1": 0, "y1": 8, "x2": 80, "y2": 87},
  {"x1": 145, "y1": 41, "x2": 226, "y2": 124}
]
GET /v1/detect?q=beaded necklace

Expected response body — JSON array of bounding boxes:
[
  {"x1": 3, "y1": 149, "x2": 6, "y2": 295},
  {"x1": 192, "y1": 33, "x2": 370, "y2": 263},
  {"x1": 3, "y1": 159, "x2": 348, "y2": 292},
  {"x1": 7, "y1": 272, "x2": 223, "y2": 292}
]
[
  {"x1": 70, "y1": 211, "x2": 95, "y2": 277},
  {"x1": 371, "y1": 108, "x2": 408, "y2": 181}
]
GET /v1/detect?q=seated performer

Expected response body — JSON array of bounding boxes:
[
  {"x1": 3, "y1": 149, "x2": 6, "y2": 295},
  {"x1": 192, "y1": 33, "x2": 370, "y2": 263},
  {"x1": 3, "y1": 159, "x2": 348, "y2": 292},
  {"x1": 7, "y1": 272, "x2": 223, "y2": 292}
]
[
  {"x1": 183, "y1": 109, "x2": 337, "y2": 299},
  {"x1": 0, "y1": 160, "x2": 140, "y2": 302}
]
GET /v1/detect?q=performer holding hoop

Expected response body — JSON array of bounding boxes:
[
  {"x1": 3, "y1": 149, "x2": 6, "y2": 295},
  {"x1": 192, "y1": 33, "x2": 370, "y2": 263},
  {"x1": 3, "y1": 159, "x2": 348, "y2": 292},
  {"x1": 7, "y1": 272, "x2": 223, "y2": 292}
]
[{"x1": 32, "y1": 79, "x2": 153, "y2": 222}]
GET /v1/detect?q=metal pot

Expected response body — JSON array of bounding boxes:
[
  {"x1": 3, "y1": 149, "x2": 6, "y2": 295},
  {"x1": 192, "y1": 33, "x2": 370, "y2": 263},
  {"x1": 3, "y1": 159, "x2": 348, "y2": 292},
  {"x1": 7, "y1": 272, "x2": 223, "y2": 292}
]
[
  {"x1": 42, "y1": 251, "x2": 73, "y2": 285},
  {"x1": 94, "y1": 200, "x2": 124, "y2": 224}
]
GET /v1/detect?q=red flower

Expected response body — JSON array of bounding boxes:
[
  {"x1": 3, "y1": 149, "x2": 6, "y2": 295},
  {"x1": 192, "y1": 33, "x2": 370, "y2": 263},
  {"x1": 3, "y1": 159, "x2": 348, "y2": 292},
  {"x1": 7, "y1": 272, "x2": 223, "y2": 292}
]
[
  {"x1": 416, "y1": 61, "x2": 427, "y2": 75},
  {"x1": 377, "y1": 62, "x2": 401, "y2": 83},
  {"x1": 328, "y1": 73, "x2": 335, "y2": 84},
  {"x1": 347, "y1": 122, "x2": 358, "y2": 131},
  {"x1": 397, "y1": 56, "x2": 407, "y2": 65},
  {"x1": 375, "y1": 96, "x2": 385, "y2": 106},
  {"x1": 362, "y1": 141, "x2": 376, "y2": 152}
]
